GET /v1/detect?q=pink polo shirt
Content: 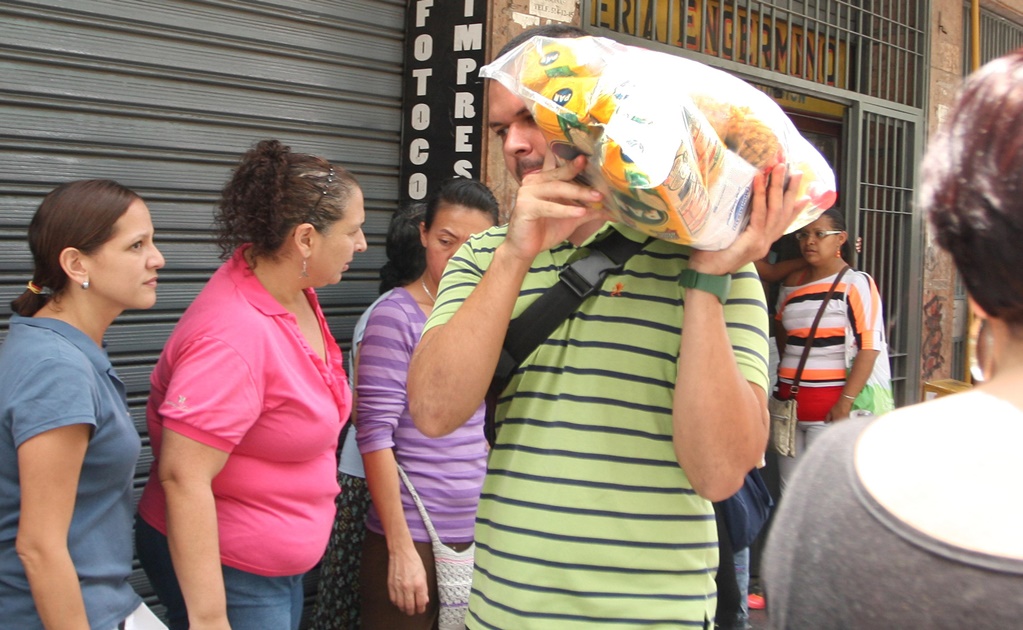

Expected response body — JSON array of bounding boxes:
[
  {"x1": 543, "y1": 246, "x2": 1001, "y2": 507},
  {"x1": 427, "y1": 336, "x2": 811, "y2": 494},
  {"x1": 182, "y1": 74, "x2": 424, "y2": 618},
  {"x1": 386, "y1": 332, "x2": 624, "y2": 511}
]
[{"x1": 138, "y1": 246, "x2": 351, "y2": 576}]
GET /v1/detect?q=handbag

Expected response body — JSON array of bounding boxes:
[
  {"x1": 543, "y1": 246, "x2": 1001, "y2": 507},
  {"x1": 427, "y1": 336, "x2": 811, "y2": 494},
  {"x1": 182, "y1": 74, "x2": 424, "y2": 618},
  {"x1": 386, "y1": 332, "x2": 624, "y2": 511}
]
[
  {"x1": 715, "y1": 466, "x2": 774, "y2": 550},
  {"x1": 842, "y1": 271, "x2": 895, "y2": 416},
  {"x1": 769, "y1": 266, "x2": 849, "y2": 458},
  {"x1": 396, "y1": 464, "x2": 474, "y2": 630},
  {"x1": 767, "y1": 395, "x2": 799, "y2": 458}
]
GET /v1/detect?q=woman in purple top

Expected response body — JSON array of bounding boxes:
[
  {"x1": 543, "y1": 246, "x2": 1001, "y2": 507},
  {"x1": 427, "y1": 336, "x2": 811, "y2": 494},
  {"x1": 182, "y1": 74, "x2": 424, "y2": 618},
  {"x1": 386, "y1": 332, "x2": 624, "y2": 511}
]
[{"x1": 357, "y1": 178, "x2": 499, "y2": 629}]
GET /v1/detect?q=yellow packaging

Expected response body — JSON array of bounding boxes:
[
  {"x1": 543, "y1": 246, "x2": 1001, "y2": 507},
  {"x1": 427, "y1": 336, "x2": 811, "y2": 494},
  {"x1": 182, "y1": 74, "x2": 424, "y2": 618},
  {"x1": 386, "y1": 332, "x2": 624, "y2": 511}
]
[{"x1": 481, "y1": 36, "x2": 838, "y2": 250}]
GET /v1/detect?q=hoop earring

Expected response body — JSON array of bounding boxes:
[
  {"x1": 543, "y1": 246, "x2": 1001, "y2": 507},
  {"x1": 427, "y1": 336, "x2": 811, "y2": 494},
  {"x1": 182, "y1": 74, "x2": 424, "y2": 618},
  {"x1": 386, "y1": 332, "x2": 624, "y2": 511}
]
[
  {"x1": 971, "y1": 318, "x2": 996, "y2": 383},
  {"x1": 81, "y1": 280, "x2": 90, "y2": 290},
  {"x1": 300, "y1": 258, "x2": 309, "y2": 278}
]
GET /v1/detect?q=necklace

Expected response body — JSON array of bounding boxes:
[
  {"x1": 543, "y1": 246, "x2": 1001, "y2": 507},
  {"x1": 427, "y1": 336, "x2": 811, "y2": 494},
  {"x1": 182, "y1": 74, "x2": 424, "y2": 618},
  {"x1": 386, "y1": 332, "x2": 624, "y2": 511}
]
[{"x1": 421, "y1": 278, "x2": 436, "y2": 303}]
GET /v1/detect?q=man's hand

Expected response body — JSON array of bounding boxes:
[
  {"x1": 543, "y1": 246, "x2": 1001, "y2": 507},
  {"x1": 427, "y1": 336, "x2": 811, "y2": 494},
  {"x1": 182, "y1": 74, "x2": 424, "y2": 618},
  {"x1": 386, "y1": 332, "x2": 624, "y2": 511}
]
[
  {"x1": 689, "y1": 163, "x2": 808, "y2": 275},
  {"x1": 502, "y1": 154, "x2": 608, "y2": 262}
]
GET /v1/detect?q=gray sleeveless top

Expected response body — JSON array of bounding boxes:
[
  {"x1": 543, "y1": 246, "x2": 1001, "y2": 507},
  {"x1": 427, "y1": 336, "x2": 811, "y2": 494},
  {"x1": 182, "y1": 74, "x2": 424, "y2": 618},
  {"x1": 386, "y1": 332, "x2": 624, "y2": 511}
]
[{"x1": 764, "y1": 412, "x2": 1023, "y2": 629}]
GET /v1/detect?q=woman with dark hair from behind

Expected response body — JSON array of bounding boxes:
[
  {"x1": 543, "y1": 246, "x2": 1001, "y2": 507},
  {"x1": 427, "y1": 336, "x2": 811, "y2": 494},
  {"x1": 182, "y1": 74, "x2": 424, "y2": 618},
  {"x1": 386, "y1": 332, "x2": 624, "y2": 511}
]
[
  {"x1": 357, "y1": 178, "x2": 499, "y2": 629},
  {"x1": 773, "y1": 206, "x2": 890, "y2": 491},
  {"x1": 0, "y1": 180, "x2": 166, "y2": 628},
  {"x1": 765, "y1": 49, "x2": 1023, "y2": 628},
  {"x1": 312, "y1": 201, "x2": 427, "y2": 630},
  {"x1": 136, "y1": 139, "x2": 367, "y2": 629}
]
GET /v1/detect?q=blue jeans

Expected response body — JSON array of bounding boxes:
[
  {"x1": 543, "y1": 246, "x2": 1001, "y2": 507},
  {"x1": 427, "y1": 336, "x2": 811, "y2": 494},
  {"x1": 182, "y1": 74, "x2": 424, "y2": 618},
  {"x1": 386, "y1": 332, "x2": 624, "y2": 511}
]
[
  {"x1": 733, "y1": 547, "x2": 750, "y2": 629},
  {"x1": 135, "y1": 516, "x2": 304, "y2": 630}
]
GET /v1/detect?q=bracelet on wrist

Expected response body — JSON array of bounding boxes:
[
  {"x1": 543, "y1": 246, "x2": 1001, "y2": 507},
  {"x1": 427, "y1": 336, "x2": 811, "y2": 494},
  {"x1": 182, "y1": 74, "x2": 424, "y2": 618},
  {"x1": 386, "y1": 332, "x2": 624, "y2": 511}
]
[{"x1": 841, "y1": 394, "x2": 857, "y2": 401}]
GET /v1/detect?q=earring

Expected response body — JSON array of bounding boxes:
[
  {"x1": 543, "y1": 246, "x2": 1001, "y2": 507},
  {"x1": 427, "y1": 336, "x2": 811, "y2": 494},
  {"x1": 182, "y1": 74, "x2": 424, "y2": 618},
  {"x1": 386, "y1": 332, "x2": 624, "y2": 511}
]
[
  {"x1": 835, "y1": 250, "x2": 841, "y2": 258},
  {"x1": 300, "y1": 258, "x2": 309, "y2": 278},
  {"x1": 971, "y1": 318, "x2": 996, "y2": 383},
  {"x1": 81, "y1": 279, "x2": 90, "y2": 290}
]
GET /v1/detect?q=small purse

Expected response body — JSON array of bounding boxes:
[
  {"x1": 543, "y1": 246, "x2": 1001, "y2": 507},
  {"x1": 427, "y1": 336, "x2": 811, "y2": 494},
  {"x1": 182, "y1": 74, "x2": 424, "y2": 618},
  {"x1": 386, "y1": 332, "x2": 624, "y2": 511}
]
[
  {"x1": 767, "y1": 395, "x2": 799, "y2": 458},
  {"x1": 397, "y1": 464, "x2": 474, "y2": 630},
  {"x1": 769, "y1": 267, "x2": 848, "y2": 458}
]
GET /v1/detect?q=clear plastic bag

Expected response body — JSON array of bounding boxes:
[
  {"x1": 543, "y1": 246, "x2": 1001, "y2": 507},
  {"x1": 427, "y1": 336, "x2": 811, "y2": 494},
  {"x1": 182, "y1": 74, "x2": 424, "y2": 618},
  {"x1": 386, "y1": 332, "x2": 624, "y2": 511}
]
[{"x1": 481, "y1": 36, "x2": 837, "y2": 250}]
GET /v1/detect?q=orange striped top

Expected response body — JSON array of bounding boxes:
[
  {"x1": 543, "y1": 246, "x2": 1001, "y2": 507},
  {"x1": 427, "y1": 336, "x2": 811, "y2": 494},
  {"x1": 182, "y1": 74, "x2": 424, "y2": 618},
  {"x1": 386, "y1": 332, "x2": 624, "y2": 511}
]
[{"x1": 776, "y1": 269, "x2": 885, "y2": 388}]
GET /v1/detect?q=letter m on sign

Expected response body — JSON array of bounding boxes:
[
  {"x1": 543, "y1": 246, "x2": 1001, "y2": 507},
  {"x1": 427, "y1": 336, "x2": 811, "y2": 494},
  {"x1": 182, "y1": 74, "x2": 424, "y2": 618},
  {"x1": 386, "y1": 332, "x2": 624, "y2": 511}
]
[{"x1": 454, "y1": 23, "x2": 482, "y2": 51}]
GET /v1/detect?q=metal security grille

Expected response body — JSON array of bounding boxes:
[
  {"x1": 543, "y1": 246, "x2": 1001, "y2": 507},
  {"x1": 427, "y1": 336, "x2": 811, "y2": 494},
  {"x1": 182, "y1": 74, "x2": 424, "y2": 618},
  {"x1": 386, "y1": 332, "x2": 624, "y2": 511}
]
[
  {"x1": 963, "y1": 5, "x2": 1023, "y2": 74},
  {"x1": 0, "y1": 1, "x2": 404, "y2": 625},
  {"x1": 850, "y1": 108, "x2": 920, "y2": 404},
  {"x1": 584, "y1": 0, "x2": 928, "y2": 405},
  {"x1": 587, "y1": 0, "x2": 927, "y2": 107}
]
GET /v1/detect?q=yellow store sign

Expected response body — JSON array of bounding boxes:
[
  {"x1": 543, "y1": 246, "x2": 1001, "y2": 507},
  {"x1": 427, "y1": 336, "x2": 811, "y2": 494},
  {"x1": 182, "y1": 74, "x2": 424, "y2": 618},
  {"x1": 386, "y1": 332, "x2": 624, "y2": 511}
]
[{"x1": 593, "y1": 0, "x2": 849, "y2": 89}]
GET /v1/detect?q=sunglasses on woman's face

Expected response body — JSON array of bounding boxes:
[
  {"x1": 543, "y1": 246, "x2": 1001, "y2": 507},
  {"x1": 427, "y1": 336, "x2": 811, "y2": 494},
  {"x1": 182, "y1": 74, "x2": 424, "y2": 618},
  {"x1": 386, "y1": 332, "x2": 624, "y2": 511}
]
[{"x1": 795, "y1": 229, "x2": 843, "y2": 241}]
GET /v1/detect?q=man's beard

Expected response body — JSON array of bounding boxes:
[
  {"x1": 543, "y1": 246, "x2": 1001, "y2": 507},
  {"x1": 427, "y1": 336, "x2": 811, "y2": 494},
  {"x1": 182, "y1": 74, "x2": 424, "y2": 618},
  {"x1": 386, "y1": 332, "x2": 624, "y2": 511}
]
[{"x1": 516, "y1": 157, "x2": 545, "y2": 182}]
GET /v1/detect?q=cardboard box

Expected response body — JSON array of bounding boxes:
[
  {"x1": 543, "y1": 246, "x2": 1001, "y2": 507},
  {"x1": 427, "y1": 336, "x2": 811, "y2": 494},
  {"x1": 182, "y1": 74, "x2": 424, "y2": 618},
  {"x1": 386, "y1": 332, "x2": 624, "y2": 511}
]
[{"x1": 922, "y1": 379, "x2": 972, "y2": 401}]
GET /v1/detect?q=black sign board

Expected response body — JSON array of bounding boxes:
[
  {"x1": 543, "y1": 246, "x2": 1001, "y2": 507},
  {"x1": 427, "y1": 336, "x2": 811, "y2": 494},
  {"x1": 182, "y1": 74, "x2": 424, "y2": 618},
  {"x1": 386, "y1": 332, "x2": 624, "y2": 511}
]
[{"x1": 399, "y1": 0, "x2": 489, "y2": 203}]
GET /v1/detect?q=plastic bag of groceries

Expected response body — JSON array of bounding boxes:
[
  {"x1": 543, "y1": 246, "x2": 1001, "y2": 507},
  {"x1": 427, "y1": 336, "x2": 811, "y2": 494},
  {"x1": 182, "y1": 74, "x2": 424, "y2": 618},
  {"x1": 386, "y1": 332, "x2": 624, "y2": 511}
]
[{"x1": 479, "y1": 36, "x2": 837, "y2": 250}]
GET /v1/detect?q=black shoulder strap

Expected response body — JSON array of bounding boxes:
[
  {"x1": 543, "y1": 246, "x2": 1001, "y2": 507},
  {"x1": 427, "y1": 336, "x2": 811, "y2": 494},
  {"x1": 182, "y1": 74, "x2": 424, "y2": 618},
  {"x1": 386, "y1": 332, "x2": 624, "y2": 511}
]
[
  {"x1": 484, "y1": 230, "x2": 651, "y2": 446},
  {"x1": 494, "y1": 230, "x2": 652, "y2": 381},
  {"x1": 788, "y1": 265, "x2": 848, "y2": 396}
]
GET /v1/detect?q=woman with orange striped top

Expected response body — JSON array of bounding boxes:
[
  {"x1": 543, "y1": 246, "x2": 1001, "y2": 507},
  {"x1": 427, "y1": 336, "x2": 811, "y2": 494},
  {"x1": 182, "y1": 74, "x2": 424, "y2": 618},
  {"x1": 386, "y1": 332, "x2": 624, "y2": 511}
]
[{"x1": 775, "y1": 208, "x2": 885, "y2": 491}]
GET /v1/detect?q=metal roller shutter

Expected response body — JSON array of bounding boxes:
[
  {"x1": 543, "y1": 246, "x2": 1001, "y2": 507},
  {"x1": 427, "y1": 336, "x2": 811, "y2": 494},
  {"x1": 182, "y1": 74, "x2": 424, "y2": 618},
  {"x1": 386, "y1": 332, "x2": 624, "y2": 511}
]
[{"x1": 0, "y1": 0, "x2": 404, "y2": 624}]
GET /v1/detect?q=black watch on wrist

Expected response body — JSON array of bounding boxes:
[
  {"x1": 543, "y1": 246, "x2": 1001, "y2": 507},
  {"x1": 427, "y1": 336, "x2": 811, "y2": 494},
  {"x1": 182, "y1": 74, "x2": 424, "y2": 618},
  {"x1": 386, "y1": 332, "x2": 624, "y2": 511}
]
[{"x1": 679, "y1": 268, "x2": 731, "y2": 305}]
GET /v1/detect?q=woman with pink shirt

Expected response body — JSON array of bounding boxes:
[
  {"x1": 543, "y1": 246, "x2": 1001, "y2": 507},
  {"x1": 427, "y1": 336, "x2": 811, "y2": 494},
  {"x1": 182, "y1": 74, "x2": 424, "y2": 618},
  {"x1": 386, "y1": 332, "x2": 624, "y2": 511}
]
[{"x1": 136, "y1": 139, "x2": 367, "y2": 630}]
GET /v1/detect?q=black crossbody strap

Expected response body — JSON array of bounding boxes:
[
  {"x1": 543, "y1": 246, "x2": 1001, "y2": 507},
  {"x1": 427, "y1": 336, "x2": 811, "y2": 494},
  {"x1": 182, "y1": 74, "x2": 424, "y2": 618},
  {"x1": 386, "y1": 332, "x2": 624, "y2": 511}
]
[
  {"x1": 788, "y1": 265, "x2": 848, "y2": 397},
  {"x1": 495, "y1": 230, "x2": 652, "y2": 381},
  {"x1": 484, "y1": 230, "x2": 651, "y2": 446}
]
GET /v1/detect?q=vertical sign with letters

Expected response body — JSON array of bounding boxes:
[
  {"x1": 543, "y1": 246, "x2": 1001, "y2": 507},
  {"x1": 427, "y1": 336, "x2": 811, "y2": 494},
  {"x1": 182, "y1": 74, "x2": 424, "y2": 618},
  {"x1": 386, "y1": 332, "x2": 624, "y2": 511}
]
[{"x1": 399, "y1": 0, "x2": 488, "y2": 203}]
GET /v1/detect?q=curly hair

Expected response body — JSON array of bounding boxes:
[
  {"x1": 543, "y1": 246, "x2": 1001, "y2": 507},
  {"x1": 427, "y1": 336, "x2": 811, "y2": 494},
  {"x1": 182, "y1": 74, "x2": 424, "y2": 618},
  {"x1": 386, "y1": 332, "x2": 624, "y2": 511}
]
[
  {"x1": 215, "y1": 139, "x2": 360, "y2": 261},
  {"x1": 921, "y1": 49, "x2": 1023, "y2": 325},
  {"x1": 11, "y1": 180, "x2": 140, "y2": 316}
]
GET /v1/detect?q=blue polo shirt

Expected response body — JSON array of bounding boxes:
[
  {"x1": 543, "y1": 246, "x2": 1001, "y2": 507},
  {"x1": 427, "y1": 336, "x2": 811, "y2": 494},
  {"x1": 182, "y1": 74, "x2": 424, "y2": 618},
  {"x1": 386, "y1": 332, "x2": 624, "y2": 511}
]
[{"x1": 0, "y1": 315, "x2": 141, "y2": 629}]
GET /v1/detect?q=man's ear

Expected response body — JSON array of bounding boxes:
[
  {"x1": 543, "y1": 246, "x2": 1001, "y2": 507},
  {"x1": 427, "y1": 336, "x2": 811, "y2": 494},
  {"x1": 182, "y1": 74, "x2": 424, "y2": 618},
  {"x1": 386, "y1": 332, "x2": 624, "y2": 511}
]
[{"x1": 58, "y1": 246, "x2": 89, "y2": 286}]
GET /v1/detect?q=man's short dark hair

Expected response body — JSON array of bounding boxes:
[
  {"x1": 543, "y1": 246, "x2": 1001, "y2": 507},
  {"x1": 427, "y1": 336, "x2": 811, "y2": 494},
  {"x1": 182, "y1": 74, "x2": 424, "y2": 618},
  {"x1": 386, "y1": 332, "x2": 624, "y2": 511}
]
[{"x1": 494, "y1": 24, "x2": 588, "y2": 60}]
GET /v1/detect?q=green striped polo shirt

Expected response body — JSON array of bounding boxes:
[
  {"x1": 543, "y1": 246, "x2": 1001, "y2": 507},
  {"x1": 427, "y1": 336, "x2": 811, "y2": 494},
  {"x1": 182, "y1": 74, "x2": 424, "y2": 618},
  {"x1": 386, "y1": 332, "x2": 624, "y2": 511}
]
[{"x1": 424, "y1": 222, "x2": 770, "y2": 629}]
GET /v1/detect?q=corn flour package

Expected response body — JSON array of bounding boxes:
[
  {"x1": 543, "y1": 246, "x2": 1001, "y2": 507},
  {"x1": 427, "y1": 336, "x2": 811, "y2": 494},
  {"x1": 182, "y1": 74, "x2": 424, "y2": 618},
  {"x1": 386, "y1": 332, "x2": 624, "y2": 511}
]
[{"x1": 480, "y1": 36, "x2": 837, "y2": 250}]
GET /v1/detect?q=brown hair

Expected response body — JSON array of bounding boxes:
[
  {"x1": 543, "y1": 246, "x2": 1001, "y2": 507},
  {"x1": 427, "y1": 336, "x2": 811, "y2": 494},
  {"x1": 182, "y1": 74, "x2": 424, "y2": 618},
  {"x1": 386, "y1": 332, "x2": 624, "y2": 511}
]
[
  {"x1": 215, "y1": 139, "x2": 360, "y2": 261},
  {"x1": 11, "y1": 180, "x2": 140, "y2": 316},
  {"x1": 922, "y1": 49, "x2": 1023, "y2": 325}
]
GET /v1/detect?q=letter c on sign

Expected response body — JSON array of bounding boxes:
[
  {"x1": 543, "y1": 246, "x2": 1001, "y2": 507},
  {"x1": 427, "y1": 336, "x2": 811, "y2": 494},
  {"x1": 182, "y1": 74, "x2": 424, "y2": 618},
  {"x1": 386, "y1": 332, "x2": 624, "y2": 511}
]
[{"x1": 409, "y1": 138, "x2": 429, "y2": 165}]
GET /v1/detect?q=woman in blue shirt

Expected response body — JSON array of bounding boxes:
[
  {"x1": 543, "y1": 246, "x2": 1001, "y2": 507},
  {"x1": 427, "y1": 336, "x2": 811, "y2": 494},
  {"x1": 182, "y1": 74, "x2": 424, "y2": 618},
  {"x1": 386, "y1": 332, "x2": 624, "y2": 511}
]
[{"x1": 0, "y1": 180, "x2": 165, "y2": 629}]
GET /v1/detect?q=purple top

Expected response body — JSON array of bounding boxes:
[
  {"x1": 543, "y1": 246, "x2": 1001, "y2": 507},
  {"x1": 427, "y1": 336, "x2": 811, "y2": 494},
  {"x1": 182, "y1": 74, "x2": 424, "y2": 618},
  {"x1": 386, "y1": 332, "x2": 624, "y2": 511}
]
[{"x1": 356, "y1": 288, "x2": 487, "y2": 543}]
